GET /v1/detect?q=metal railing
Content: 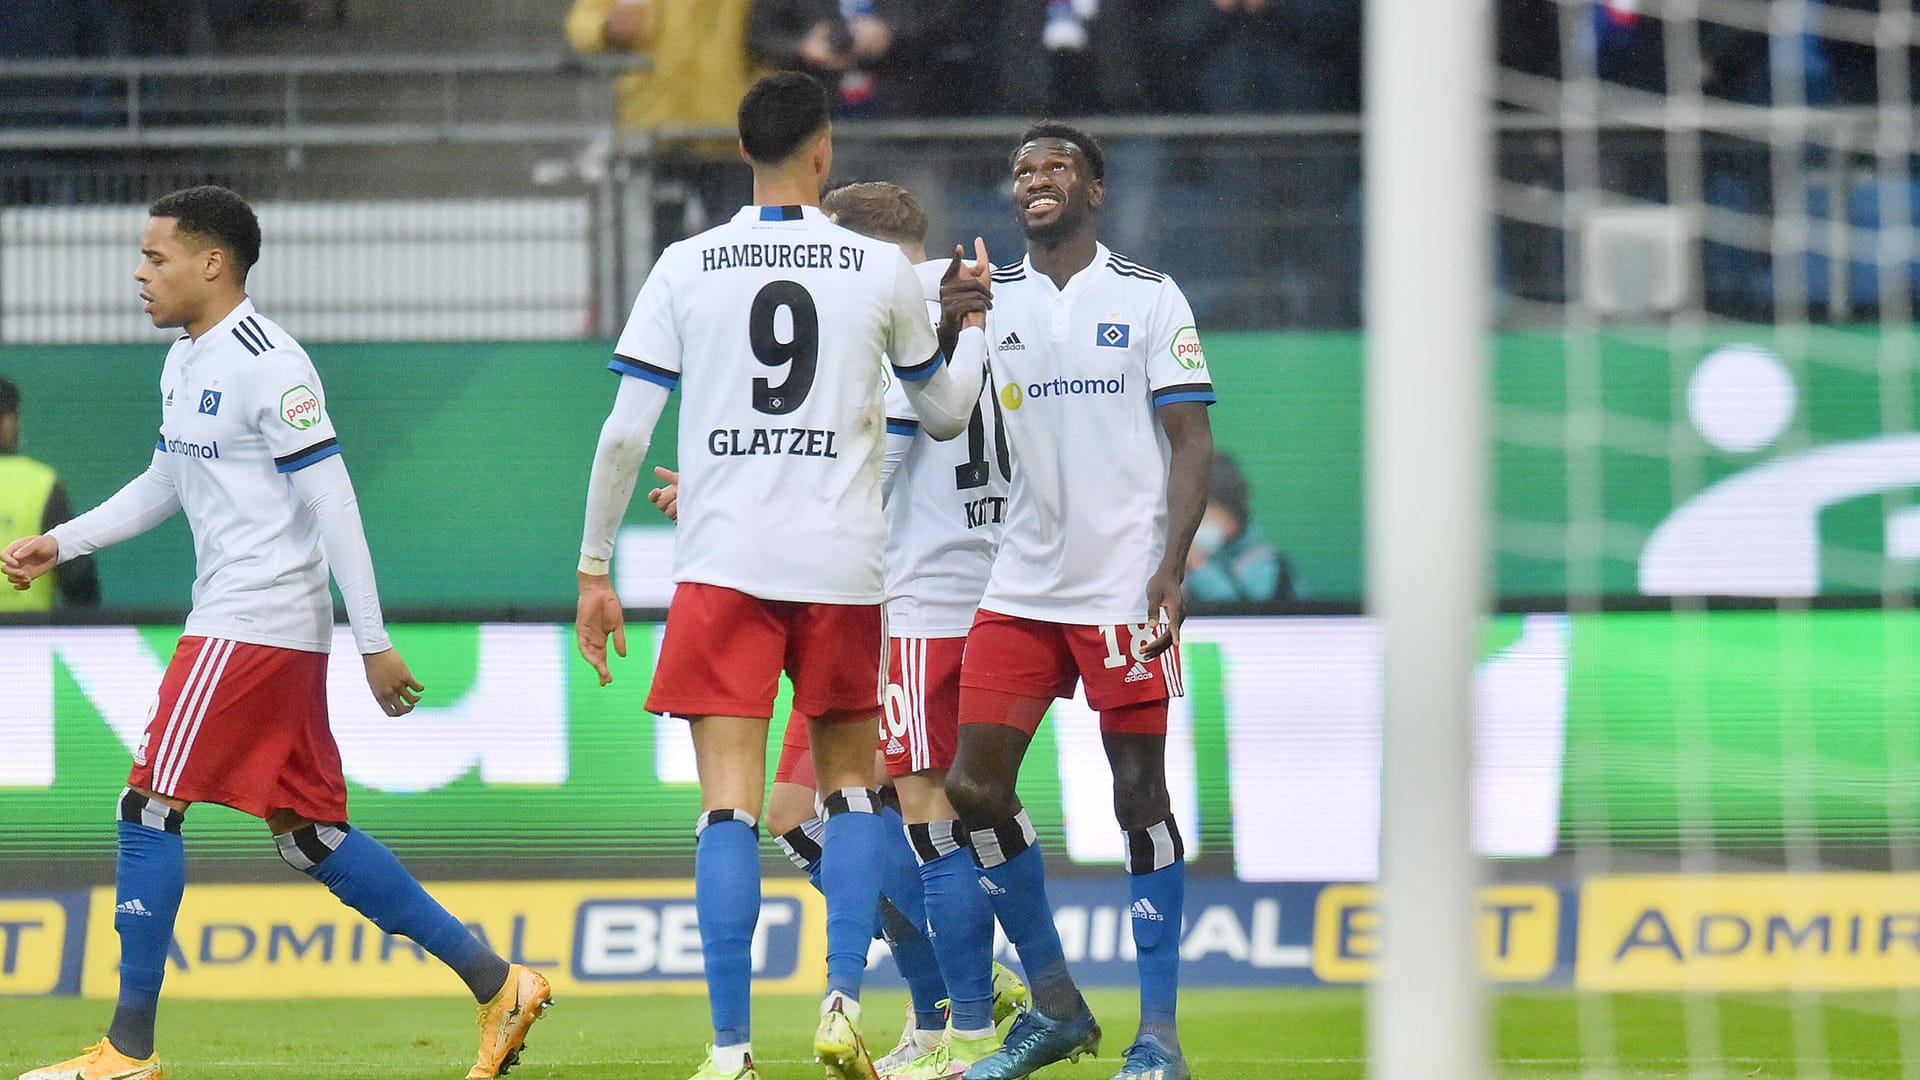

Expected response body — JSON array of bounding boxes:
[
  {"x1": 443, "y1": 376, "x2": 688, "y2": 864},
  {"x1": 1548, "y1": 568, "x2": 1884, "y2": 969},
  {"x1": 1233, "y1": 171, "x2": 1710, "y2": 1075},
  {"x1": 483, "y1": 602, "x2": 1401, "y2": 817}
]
[
  {"x1": 0, "y1": 52, "x2": 641, "y2": 148},
  {"x1": 1, "y1": 52, "x2": 1914, "y2": 337}
]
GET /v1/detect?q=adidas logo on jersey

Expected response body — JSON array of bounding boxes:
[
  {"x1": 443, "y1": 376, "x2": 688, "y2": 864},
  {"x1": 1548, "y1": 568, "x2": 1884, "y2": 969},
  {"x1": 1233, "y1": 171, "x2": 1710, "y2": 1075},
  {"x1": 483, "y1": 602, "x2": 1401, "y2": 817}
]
[
  {"x1": 116, "y1": 898, "x2": 153, "y2": 917},
  {"x1": 979, "y1": 877, "x2": 1008, "y2": 896},
  {"x1": 1130, "y1": 898, "x2": 1166, "y2": 922},
  {"x1": 1124, "y1": 662, "x2": 1155, "y2": 684},
  {"x1": 998, "y1": 332, "x2": 1025, "y2": 351}
]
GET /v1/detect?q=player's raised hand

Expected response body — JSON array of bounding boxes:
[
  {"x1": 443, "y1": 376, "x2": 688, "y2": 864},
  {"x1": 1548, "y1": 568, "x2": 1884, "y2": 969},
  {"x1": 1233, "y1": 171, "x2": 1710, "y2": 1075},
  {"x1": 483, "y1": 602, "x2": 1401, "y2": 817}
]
[
  {"x1": 960, "y1": 237, "x2": 991, "y2": 330},
  {"x1": 363, "y1": 648, "x2": 425, "y2": 716},
  {"x1": 1142, "y1": 566, "x2": 1186, "y2": 660},
  {"x1": 646, "y1": 465, "x2": 680, "y2": 523},
  {"x1": 576, "y1": 572, "x2": 627, "y2": 686},
  {"x1": 1, "y1": 535, "x2": 59, "y2": 591},
  {"x1": 939, "y1": 240, "x2": 992, "y2": 335}
]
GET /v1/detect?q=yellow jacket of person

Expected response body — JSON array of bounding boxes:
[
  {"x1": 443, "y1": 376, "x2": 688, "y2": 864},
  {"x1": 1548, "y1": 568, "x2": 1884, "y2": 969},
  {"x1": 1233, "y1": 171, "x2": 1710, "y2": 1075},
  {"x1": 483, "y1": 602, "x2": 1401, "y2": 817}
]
[
  {"x1": 0, "y1": 452, "x2": 103, "y2": 612},
  {"x1": 565, "y1": 0, "x2": 766, "y2": 145}
]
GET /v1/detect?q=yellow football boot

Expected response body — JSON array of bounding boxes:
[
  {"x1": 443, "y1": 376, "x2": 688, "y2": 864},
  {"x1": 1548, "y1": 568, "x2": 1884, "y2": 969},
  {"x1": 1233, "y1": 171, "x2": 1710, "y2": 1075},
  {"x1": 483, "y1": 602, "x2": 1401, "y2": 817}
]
[
  {"x1": 465, "y1": 964, "x2": 553, "y2": 1078},
  {"x1": 17, "y1": 1039, "x2": 161, "y2": 1080}
]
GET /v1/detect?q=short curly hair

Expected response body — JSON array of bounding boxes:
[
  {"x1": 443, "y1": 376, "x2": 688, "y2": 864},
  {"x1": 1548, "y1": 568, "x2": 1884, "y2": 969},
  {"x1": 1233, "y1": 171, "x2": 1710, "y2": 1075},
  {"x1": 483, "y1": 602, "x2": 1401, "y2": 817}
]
[
  {"x1": 149, "y1": 185, "x2": 261, "y2": 280},
  {"x1": 1011, "y1": 120, "x2": 1105, "y2": 181}
]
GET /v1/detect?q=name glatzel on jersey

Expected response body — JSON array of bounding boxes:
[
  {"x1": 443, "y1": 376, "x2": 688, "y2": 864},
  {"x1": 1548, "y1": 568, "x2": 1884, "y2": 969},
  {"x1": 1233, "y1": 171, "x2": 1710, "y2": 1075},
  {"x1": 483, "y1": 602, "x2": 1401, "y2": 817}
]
[
  {"x1": 611, "y1": 204, "x2": 941, "y2": 605},
  {"x1": 980, "y1": 244, "x2": 1216, "y2": 626},
  {"x1": 707, "y1": 426, "x2": 839, "y2": 457},
  {"x1": 699, "y1": 242, "x2": 870, "y2": 273}
]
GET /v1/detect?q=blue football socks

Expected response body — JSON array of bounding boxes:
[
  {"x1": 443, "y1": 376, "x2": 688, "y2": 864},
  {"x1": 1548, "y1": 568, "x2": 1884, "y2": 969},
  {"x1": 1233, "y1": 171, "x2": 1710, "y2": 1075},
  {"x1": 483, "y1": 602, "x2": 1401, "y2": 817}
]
[
  {"x1": 297, "y1": 825, "x2": 509, "y2": 1002},
  {"x1": 968, "y1": 809, "x2": 1083, "y2": 1021},
  {"x1": 913, "y1": 820, "x2": 996, "y2": 1033},
  {"x1": 694, "y1": 810, "x2": 761, "y2": 1047},
  {"x1": 819, "y1": 788, "x2": 888, "y2": 1000},
  {"x1": 1126, "y1": 818, "x2": 1187, "y2": 1052},
  {"x1": 108, "y1": 801, "x2": 186, "y2": 1060}
]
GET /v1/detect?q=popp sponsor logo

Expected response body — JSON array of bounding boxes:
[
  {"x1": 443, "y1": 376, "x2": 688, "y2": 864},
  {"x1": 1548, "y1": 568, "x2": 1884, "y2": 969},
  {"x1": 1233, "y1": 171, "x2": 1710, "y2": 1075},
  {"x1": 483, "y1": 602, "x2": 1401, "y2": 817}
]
[{"x1": 280, "y1": 385, "x2": 322, "y2": 430}]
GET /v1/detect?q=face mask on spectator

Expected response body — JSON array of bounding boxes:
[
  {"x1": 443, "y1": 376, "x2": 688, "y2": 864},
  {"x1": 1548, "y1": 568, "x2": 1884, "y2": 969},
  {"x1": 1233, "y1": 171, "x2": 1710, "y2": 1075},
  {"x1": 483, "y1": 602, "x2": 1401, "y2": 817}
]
[{"x1": 1193, "y1": 520, "x2": 1227, "y2": 557}]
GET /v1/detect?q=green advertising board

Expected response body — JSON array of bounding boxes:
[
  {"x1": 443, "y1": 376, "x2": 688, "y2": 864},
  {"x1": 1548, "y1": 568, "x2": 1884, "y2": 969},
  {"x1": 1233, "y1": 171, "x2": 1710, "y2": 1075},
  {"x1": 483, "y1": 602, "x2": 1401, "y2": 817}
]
[
  {"x1": 4, "y1": 326, "x2": 1911, "y2": 607},
  {"x1": 3, "y1": 608, "x2": 1913, "y2": 882}
]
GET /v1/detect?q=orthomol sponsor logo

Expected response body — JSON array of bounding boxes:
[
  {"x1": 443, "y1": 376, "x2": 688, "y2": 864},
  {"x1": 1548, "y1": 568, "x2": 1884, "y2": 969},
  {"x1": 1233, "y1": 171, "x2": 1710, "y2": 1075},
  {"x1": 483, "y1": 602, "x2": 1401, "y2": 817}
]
[
  {"x1": 157, "y1": 435, "x2": 219, "y2": 460},
  {"x1": 1577, "y1": 873, "x2": 1920, "y2": 990},
  {"x1": 1310, "y1": 883, "x2": 1566, "y2": 983},
  {"x1": 75, "y1": 880, "x2": 825, "y2": 998},
  {"x1": 1001, "y1": 374, "x2": 1127, "y2": 410}
]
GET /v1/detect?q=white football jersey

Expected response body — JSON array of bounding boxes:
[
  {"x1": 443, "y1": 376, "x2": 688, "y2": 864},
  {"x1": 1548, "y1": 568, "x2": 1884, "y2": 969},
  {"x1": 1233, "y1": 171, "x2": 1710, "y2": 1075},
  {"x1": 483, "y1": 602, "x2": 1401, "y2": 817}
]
[
  {"x1": 981, "y1": 244, "x2": 1216, "y2": 625},
  {"x1": 612, "y1": 204, "x2": 941, "y2": 604},
  {"x1": 151, "y1": 300, "x2": 357, "y2": 652},
  {"x1": 880, "y1": 261, "x2": 1007, "y2": 637}
]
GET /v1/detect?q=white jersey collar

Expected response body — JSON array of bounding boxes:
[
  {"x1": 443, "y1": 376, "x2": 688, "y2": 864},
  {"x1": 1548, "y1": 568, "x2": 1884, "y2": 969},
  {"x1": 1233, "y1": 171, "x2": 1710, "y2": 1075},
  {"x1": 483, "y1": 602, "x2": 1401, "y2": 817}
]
[
  {"x1": 189, "y1": 296, "x2": 258, "y2": 347},
  {"x1": 1022, "y1": 242, "x2": 1109, "y2": 296},
  {"x1": 731, "y1": 203, "x2": 826, "y2": 224}
]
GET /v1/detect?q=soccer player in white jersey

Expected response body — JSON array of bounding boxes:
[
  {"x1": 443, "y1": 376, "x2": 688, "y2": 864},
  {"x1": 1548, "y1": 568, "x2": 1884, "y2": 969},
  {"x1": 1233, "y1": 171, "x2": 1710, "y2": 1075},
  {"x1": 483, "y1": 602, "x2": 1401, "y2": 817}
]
[
  {"x1": 944, "y1": 124, "x2": 1216, "y2": 1080},
  {"x1": 827, "y1": 182, "x2": 1020, "y2": 1080},
  {"x1": 2, "y1": 186, "x2": 550, "y2": 1080},
  {"x1": 572, "y1": 74, "x2": 990, "y2": 1080},
  {"x1": 644, "y1": 181, "x2": 1029, "y2": 1080}
]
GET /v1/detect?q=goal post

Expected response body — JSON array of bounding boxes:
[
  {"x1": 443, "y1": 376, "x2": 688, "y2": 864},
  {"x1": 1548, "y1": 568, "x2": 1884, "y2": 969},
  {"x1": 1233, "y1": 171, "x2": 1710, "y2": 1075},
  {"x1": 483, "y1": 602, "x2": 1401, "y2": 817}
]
[{"x1": 1364, "y1": 0, "x2": 1492, "y2": 1078}]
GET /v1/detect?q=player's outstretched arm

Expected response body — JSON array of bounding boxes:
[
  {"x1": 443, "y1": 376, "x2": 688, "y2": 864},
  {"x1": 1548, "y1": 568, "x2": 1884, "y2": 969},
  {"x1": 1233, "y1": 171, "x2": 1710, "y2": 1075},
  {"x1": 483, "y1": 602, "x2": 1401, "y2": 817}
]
[
  {"x1": 1143, "y1": 401, "x2": 1215, "y2": 659},
  {"x1": 894, "y1": 240, "x2": 992, "y2": 440},
  {"x1": 287, "y1": 455, "x2": 423, "y2": 714},
  {"x1": 1, "y1": 535, "x2": 59, "y2": 591},
  {"x1": 577, "y1": 373, "x2": 670, "y2": 684},
  {"x1": 4, "y1": 458, "x2": 181, "y2": 589}
]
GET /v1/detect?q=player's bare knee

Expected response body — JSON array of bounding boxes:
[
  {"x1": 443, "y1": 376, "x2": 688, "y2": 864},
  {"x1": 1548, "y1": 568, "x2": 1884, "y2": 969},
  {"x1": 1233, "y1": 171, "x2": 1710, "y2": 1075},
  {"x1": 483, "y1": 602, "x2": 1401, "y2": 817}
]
[
  {"x1": 265, "y1": 808, "x2": 316, "y2": 835},
  {"x1": 1112, "y1": 780, "x2": 1173, "y2": 832},
  {"x1": 945, "y1": 765, "x2": 1014, "y2": 826},
  {"x1": 118, "y1": 787, "x2": 185, "y2": 833},
  {"x1": 274, "y1": 821, "x2": 351, "y2": 873},
  {"x1": 765, "y1": 781, "x2": 817, "y2": 837}
]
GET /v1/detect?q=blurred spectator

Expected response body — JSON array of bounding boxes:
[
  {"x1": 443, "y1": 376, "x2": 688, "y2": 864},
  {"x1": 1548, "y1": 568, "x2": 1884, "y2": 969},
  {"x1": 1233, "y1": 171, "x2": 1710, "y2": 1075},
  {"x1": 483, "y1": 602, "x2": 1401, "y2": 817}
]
[
  {"x1": 107, "y1": 0, "x2": 217, "y2": 57},
  {"x1": 1186, "y1": 453, "x2": 1289, "y2": 604},
  {"x1": 748, "y1": 0, "x2": 895, "y2": 115},
  {"x1": 565, "y1": 0, "x2": 761, "y2": 244},
  {"x1": 864, "y1": 0, "x2": 1029, "y2": 117},
  {"x1": 0, "y1": 0, "x2": 114, "y2": 127},
  {"x1": 1163, "y1": 0, "x2": 1361, "y2": 114},
  {"x1": 0, "y1": 378, "x2": 100, "y2": 611}
]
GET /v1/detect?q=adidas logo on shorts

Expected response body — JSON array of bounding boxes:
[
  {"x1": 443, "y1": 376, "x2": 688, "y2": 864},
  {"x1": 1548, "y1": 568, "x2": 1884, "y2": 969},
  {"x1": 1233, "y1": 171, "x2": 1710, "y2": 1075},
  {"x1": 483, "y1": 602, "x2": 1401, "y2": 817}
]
[
  {"x1": 886, "y1": 737, "x2": 905, "y2": 755},
  {"x1": 979, "y1": 878, "x2": 1008, "y2": 896},
  {"x1": 1124, "y1": 661, "x2": 1154, "y2": 684},
  {"x1": 1130, "y1": 898, "x2": 1166, "y2": 922},
  {"x1": 116, "y1": 898, "x2": 153, "y2": 917}
]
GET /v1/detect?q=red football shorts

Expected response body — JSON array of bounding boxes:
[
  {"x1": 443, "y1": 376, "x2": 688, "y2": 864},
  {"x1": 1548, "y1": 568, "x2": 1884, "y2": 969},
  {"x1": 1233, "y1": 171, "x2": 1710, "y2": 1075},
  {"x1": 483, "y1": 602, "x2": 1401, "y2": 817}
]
[
  {"x1": 646, "y1": 582, "x2": 887, "y2": 720},
  {"x1": 881, "y1": 635, "x2": 966, "y2": 778},
  {"x1": 958, "y1": 609, "x2": 1181, "y2": 733},
  {"x1": 773, "y1": 712, "x2": 816, "y2": 789},
  {"x1": 128, "y1": 635, "x2": 347, "y2": 821}
]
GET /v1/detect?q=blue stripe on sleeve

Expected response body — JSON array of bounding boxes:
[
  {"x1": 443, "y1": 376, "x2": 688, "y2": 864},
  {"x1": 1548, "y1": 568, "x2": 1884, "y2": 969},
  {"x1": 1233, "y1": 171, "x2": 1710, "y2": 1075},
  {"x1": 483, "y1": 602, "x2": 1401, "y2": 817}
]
[
  {"x1": 886, "y1": 419, "x2": 921, "y2": 437},
  {"x1": 275, "y1": 442, "x2": 342, "y2": 473},
  {"x1": 892, "y1": 352, "x2": 945, "y2": 383},
  {"x1": 608, "y1": 357, "x2": 679, "y2": 390},
  {"x1": 1152, "y1": 390, "x2": 1217, "y2": 408}
]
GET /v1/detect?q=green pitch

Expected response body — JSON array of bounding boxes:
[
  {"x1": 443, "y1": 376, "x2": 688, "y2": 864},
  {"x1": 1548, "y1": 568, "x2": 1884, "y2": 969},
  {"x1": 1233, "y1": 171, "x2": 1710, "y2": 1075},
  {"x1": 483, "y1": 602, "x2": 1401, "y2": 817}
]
[{"x1": 5, "y1": 989, "x2": 1913, "y2": 1079}]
